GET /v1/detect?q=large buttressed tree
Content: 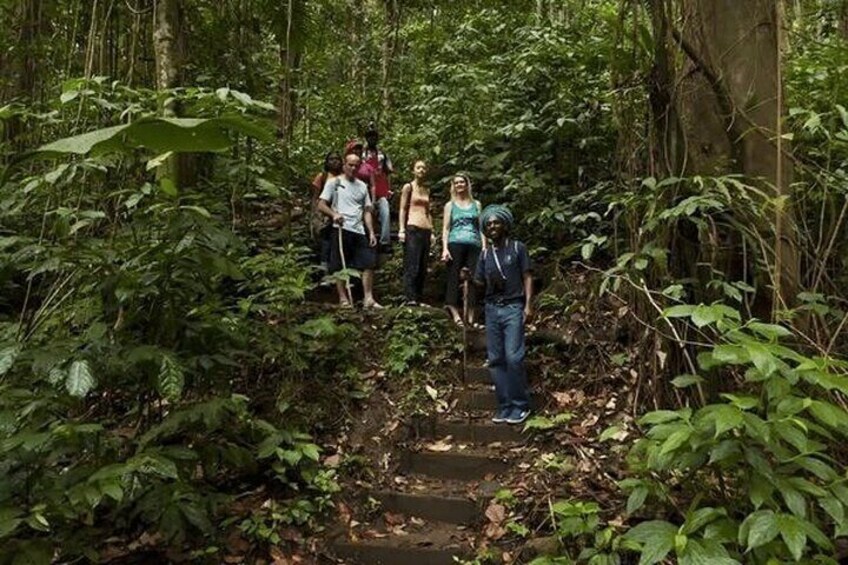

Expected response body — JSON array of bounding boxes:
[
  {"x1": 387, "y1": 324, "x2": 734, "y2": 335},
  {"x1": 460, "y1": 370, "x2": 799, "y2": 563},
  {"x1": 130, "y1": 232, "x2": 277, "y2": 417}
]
[{"x1": 648, "y1": 0, "x2": 798, "y2": 314}]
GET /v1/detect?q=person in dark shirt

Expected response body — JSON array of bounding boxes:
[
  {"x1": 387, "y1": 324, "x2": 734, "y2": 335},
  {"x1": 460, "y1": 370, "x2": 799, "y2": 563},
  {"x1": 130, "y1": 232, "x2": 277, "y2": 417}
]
[{"x1": 470, "y1": 205, "x2": 533, "y2": 425}]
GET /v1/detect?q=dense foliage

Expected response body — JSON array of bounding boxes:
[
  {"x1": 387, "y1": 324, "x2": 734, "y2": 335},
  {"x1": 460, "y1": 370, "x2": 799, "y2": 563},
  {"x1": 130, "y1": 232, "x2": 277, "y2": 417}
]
[{"x1": 2, "y1": 0, "x2": 848, "y2": 562}]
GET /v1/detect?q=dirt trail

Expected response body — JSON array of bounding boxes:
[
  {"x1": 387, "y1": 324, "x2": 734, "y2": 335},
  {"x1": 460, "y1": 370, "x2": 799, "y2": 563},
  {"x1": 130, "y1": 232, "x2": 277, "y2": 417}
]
[{"x1": 324, "y1": 329, "x2": 532, "y2": 564}]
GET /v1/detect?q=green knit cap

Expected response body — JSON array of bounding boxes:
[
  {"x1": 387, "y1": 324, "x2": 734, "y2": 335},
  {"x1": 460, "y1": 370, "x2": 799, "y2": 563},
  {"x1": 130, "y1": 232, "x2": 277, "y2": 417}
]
[{"x1": 479, "y1": 204, "x2": 514, "y2": 229}]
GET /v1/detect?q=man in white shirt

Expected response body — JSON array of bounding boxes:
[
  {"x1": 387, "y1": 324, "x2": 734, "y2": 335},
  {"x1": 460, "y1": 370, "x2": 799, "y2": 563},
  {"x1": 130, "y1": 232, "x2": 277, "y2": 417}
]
[{"x1": 317, "y1": 153, "x2": 382, "y2": 308}]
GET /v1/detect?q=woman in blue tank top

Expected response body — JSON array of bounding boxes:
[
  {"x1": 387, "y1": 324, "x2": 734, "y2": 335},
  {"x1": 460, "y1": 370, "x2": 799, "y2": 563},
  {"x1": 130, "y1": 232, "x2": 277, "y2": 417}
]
[{"x1": 441, "y1": 173, "x2": 485, "y2": 326}]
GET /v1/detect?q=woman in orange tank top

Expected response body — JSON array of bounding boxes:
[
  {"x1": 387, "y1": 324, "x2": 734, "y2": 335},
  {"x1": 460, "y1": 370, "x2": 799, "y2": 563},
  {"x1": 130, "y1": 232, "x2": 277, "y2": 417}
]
[{"x1": 398, "y1": 160, "x2": 433, "y2": 304}]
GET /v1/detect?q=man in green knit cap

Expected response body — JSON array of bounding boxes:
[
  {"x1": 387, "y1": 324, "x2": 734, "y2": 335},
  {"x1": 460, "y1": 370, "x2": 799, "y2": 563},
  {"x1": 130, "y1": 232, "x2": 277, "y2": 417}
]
[{"x1": 471, "y1": 204, "x2": 533, "y2": 425}]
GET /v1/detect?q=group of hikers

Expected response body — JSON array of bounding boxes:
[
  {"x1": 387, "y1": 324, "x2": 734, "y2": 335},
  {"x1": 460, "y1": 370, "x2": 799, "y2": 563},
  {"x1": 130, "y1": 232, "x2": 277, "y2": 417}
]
[{"x1": 308, "y1": 123, "x2": 532, "y2": 425}]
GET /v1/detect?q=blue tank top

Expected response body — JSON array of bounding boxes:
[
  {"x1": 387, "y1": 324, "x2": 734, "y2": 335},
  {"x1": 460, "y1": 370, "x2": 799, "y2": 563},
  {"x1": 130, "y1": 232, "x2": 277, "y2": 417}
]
[{"x1": 448, "y1": 201, "x2": 482, "y2": 247}]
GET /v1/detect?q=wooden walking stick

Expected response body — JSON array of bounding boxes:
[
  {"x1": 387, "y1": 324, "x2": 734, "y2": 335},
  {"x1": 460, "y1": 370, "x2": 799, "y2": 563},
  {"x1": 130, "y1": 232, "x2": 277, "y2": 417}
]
[
  {"x1": 338, "y1": 226, "x2": 354, "y2": 305},
  {"x1": 461, "y1": 276, "x2": 469, "y2": 385}
]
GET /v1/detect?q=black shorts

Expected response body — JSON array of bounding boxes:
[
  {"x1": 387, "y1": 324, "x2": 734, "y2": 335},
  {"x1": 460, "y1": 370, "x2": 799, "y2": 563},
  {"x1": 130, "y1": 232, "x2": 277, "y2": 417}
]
[{"x1": 328, "y1": 228, "x2": 377, "y2": 272}]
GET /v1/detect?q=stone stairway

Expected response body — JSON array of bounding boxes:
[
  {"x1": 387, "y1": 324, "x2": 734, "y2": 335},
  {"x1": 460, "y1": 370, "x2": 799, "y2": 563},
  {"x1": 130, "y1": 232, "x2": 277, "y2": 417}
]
[{"x1": 328, "y1": 331, "x2": 534, "y2": 564}]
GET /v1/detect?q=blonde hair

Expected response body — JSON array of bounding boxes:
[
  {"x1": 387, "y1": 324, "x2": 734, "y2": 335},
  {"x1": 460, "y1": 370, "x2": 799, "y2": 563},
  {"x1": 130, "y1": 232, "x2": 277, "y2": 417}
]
[{"x1": 450, "y1": 173, "x2": 474, "y2": 200}]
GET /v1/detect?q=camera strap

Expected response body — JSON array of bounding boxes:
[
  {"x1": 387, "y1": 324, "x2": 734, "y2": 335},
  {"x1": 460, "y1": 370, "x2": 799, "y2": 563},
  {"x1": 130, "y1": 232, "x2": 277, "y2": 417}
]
[{"x1": 491, "y1": 239, "x2": 516, "y2": 281}]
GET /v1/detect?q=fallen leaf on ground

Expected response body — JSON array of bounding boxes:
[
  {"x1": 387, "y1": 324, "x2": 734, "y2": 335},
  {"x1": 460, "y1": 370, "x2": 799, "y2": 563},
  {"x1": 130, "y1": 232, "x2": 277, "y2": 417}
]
[
  {"x1": 269, "y1": 547, "x2": 291, "y2": 565},
  {"x1": 426, "y1": 439, "x2": 453, "y2": 452},
  {"x1": 384, "y1": 511, "x2": 405, "y2": 526},
  {"x1": 338, "y1": 502, "x2": 352, "y2": 525},
  {"x1": 485, "y1": 503, "x2": 506, "y2": 524},
  {"x1": 225, "y1": 530, "x2": 250, "y2": 553},
  {"x1": 580, "y1": 414, "x2": 599, "y2": 428},
  {"x1": 323, "y1": 454, "x2": 341, "y2": 467},
  {"x1": 484, "y1": 522, "x2": 506, "y2": 540}
]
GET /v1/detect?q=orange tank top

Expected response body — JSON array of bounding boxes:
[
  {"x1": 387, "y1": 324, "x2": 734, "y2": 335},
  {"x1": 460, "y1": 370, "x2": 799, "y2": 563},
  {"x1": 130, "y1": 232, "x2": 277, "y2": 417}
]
[{"x1": 406, "y1": 184, "x2": 431, "y2": 229}]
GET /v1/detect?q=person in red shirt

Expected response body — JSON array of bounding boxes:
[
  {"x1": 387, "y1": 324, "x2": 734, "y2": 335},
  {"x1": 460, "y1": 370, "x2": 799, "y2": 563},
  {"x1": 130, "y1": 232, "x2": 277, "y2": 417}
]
[{"x1": 362, "y1": 124, "x2": 394, "y2": 253}]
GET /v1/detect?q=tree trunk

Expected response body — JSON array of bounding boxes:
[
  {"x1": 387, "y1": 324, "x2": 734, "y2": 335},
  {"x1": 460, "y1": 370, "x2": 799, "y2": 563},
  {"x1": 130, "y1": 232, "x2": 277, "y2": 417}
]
[
  {"x1": 674, "y1": 0, "x2": 799, "y2": 311},
  {"x1": 841, "y1": 0, "x2": 848, "y2": 38},
  {"x1": 152, "y1": 0, "x2": 182, "y2": 104},
  {"x1": 379, "y1": 0, "x2": 401, "y2": 120},
  {"x1": 152, "y1": 0, "x2": 191, "y2": 187},
  {"x1": 278, "y1": 0, "x2": 301, "y2": 145}
]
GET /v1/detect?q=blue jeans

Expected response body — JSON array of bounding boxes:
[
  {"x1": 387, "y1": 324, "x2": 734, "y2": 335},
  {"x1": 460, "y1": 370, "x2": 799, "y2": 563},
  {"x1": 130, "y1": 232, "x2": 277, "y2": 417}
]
[
  {"x1": 376, "y1": 196, "x2": 391, "y2": 245},
  {"x1": 485, "y1": 302, "x2": 530, "y2": 415}
]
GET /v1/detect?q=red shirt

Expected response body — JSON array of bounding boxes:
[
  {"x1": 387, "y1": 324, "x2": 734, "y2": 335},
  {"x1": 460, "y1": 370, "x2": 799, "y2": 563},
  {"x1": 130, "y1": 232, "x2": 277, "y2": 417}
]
[{"x1": 363, "y1": 149, "x2": 392, "y2": 199}]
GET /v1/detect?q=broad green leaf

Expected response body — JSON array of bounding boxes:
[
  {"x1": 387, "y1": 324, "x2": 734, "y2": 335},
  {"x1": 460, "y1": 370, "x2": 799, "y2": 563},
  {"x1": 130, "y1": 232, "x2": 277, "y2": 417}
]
[
  {"x1": 659, "y1": 427, "x2": 692, "y2": 455},
  {"x1": 157, "y1": 354, "x2": 184, "y2": 402},
  {"x1": 180, "y1": 502, "x2": 213, "y2": 533},
  {"x1": 682, "y1": 507, "x2": 725, "y2": 535},
  {"x1": 598, "y1": 423, "x2": 625, "y2": 442},
  {"x1": 624, "y1": 520, "x2": 677, "y2": 565},
  {"x1": 740, "y1": 509, "x2": 779, "y2": 549},
  {"x1": 37, "y1": 124, "x2": 129, "y2": 155},
  {"x1": 787, "y1": 477, "x2": 827, "y2": 498},
  {"x1": 747, "y1": 322, "x2": 792, "y2": 340},
  {"x1": 708, "y1": 439, "x2": 740, "y2": 464},
  {"x1": 0, "y1": 507, "x2": 23, "y2": 538},
  {"x1": 66, "y1": 360, "x2": 95, "y2": 397},
  {"x1": 746, "y1": 342, "x2": 778, "y2": 377},
  {"x1": 300, "y1": 443, "x2": 321, "y2": 462},
  {"x1": 0, "y1": 345, "x2": 21, "y2": 377},
  {"x1": 779, "y1": 514, "x2": 806, "y2": 561},
  {"x1": 708, "y1": 405, "x2": 744, "y2": 437},
  {"x1": 678, "y1": 539, "x2": 739, "y2": 565},
  {"x1": 819, "y1": 497, "x2": 845, "y2": 528},
  {"x1": 774, "y1": 421, "x2": 808, "y2": 453},
  {"x1": 691, "y1": 304, "x2": 719, "y2": 328},
  {"x1": 159, "y1": 177, "x2": 178, "y2": 197},
  {"x1": 712, "y1": 345, "x2": 749, "y2": 365},
  {"x1": 136, "y1": 453, "x2": 179, "y2": 479},
  {"x1": 807, "y1": 400, "x2": 848, "y2": 434},
  {"x1": 146, "y1": 151, "x2": 174, "y2": 171},
  {"x1": 720, "y1": 394, "x2": 758, "y2": 410},
  {"x1": 33, "y1": 115, "x2": 272, "y2": 158},
  {"x1": 626, "y1": 486, "x2": 648, "y2": 515},
  {"x1": 672, "y1": 374, "x2": 704, "y2": 388},
  {"x1": 837, "y1": 104, "x2": 848, "y2": 130},
  {"x1": 60, "y1": 90, "x2": 79, "y2": 104},
  {"x1": 779, "y1": 484, "x2": 807, "y2": 518},
  {"x1": 639, "y1": 410, "x2": 686, "y2": 425},
  {"x1": 796, "y1": 456, "x2": 837, "y2": 481},
  {"x1": 99, "y1": 481, "x2": 123, "y2": 503},
  {"x1": 796, "y1": 515, "x2": 831, "y2": 550},
  {"x1": 663, "y1": 305, "x2": 695, "y2": 318},
  {"x1": 748, "y1": 473, "x2": 773, "y2": 509}
]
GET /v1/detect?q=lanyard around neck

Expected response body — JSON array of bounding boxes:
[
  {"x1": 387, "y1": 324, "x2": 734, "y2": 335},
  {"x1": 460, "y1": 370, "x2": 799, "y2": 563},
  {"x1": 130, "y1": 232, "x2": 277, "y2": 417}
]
[{"x1": 491, "y1": 239, "x2": 510, "y2": 280}]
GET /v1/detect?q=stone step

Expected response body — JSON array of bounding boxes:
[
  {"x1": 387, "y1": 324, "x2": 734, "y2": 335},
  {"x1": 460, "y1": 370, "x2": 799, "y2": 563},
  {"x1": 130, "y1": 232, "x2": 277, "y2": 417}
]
[
  {"x1": 464, "y1": 366, "x2": 490, "y2": 384},
  {"x1": 373, "y1": 491, "x2": 479, "y2": 525},
  {"x1": 456, "y1": 388, "x2": 545, "y2": 411},
  {"x1": 400, "y1": 450, "x2": 509, "y2": 481},
  {"x1": 330, "y1": 527, "x2": 468, "y2": 565},
  {"x1": 434, "y1": 419, "x2": 526, "y2": 444}
]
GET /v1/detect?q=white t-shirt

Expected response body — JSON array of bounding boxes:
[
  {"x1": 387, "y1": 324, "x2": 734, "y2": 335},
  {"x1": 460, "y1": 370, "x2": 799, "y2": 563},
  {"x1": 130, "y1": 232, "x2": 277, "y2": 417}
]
[{"x1": 319, "y1": 175, "x2": 372, "y2": 235}]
